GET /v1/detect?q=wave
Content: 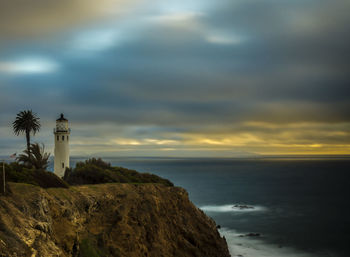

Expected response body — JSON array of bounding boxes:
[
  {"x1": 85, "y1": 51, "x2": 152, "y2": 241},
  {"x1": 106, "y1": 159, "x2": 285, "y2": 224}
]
[
  {"x1": 200, "y1": 204, "x2": 267, "y2": 213},
  {"x1": 219, "y1": 228, "x2": 321, "y2": 257}
]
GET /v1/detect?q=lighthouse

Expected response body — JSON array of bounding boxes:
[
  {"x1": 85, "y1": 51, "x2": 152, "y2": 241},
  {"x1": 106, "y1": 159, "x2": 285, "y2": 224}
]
[{"x1": 54, "y1": 113, "x2": 70, "y2": 177}]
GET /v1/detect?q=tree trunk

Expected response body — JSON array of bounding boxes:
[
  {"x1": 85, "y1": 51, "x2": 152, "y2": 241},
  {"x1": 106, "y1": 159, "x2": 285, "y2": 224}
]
[{"x1": 26, "y1": 130, "x2": 31, "y2": 155}]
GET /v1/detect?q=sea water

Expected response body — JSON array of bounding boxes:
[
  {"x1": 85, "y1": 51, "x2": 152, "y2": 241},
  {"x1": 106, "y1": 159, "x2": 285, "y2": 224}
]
[{"x1": 66, "y1": 157, "x2": 350, "y2": 256}]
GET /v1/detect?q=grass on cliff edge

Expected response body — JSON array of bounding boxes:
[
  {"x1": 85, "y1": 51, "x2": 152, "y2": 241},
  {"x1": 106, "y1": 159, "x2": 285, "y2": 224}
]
[{"x1": 1, "y1": 158, "x2": 173, "y2": 189}]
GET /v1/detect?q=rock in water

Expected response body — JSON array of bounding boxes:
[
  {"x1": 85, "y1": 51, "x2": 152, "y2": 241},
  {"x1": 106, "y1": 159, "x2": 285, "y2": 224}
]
[
  {"x1": 239, "y1": 233, "x2": 261, "y2": 237},
  {"x1": 0, "y1": 183, "x2": 230, "y2": 257},
  {"x1": 233, "y1": 204, "x2": 254, "y2": 210}
]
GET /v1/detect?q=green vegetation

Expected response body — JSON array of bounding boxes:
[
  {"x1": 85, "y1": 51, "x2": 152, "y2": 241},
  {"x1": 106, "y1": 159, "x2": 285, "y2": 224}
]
[
  {"x1": 16, "y1": 143, "x2": 50, "y2": 169},
  {"x1": 2, "y1": 162, "x2": 68, "y2": 189},
  {"x1": 12, "y1": 110, "x2": 41, "y2": 154},
  {"x1": 1, "y1": 158, "x2": 173, "y2": 189},
  {"x1": 64, "y1": 158, "x2": 173, "y2": 187},
  {"x1": 3, "y1": 111, "x2": 173, "y2": 190},
  {"x1": 79, "y1": 238, "x2": 106, "y2": 257}
]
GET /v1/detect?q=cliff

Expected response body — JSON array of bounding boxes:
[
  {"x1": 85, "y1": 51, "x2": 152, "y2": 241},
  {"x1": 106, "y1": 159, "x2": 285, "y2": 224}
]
[{"x1": 0, "y1": 182, "x2": 230, "y2": 257}]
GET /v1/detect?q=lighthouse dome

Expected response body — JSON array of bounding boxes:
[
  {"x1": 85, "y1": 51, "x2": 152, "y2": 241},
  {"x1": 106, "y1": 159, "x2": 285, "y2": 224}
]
[
  {"x1": 56, "y1": 113, "x2": 68, "y2": 121},
  {"x1": 56, "y1": 113, "x2": 69, "y2": 132}
]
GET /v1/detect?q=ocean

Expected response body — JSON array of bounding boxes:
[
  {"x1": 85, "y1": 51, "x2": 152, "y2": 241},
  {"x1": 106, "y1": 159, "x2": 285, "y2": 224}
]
[{"x1": 66, "y1": 157, "x2": 350, "y2": 256}]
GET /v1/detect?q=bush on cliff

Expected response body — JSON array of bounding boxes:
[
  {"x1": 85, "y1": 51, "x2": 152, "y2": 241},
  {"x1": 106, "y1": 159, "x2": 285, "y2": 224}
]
[
  {"x1": 3, "y1": 162, "x2": 69, "y2": 188},
  {"x1": 63, "y1": 158, "x2": 173, "y2": 187},
  {"x1": 1, "y1": 158, "x2": 173, "y2": 189}
]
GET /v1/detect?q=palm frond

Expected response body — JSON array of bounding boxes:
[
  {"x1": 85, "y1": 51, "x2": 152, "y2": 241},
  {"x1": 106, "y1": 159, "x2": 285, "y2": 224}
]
[
  {"x1": 13, "y1": 110, "x2": 41, "y2": 153},
  {"x1": 12, "y1": 110, "x2": 41, "y2": 135},
  {"x1": 16, "y1": 143, "x2": 50, "y2": 170}
]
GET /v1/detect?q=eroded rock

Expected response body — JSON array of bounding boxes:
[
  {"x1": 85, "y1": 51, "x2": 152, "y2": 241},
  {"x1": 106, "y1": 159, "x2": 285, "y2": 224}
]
[{"x1": 0, "y1": 183, "x2": 230, "y2": 257}]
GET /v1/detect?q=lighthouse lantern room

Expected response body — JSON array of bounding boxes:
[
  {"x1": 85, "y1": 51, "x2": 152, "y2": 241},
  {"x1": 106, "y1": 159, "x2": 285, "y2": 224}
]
[{"x1": 54, "y1": 113, "x2": 70, "y2": 177}]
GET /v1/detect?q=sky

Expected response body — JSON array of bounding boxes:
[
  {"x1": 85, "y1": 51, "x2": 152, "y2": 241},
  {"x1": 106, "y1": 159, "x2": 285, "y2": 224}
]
[{"x1": 0, "y1": 0, "x2": 349, "y2": 157}]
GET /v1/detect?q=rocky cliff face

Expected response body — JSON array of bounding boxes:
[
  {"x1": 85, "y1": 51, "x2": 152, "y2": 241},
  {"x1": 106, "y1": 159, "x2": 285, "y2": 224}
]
[{"x1": 0, "y1": 183, "x2": 230, "y2": 257}]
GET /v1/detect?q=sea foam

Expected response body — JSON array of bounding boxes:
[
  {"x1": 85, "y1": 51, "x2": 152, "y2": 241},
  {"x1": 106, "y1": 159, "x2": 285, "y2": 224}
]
[
  {"x1": 200, "y1": 204, "x2": 267, "y2": 213},
  {"x1": 219, "y1": 228, "x2": 320, "y2": 257}
]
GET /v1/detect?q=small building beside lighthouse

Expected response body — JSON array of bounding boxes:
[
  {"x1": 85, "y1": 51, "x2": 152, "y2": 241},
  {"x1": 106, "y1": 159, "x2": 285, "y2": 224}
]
[{"x1": 54, "y1": 113, "x2": 70, "y2": 177}]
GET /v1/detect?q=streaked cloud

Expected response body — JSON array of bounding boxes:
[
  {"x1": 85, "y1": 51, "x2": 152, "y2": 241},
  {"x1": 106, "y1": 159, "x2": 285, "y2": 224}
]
[
  {"x1": 0, "y1": 0, "x2": 349, "y2": 156},
  {"x1": 0, "y1": 57, "x2": 59, "y2": 74},
  {"x1": 71, "y1": 29, "x2": 120, "y2": 52},
  {"x1": 0, "y1": 0, "x2": 139, "y2": 39},
  {"x1": 150, "y1": 12, "x2": 202, "y2": 25},
  {"x1": 206, "y1": 33, "x2": 244, "y2": 45},
  {"x1": 112, "y1": 138, "x2": 142, "y2": 146},
  {"x1": 111, "y1": 138, "x2": 179, "y2": 146},
  {"x1": 144, "y1": 139, "x2": 179, "y2": 145}
]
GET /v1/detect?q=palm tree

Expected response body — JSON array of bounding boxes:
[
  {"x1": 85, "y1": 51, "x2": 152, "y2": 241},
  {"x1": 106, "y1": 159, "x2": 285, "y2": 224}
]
[
  {"x1": 16, "y1": 143, "x2": 50, "y2": 170},
  {"x1": 13, "y1": 110, "x2": 41, "y2": 154}
]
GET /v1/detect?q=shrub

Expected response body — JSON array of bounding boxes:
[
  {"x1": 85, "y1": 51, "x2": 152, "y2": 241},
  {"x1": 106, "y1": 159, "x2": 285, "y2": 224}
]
[
  {"x1": 79, "y1": 238, "x2": 105, "y2": 257},
  {"x1": 3, "y1": 162, "x2": 69, "y2": 188},
  {"x1": 64, "y1": 158, "x2": 173, "y2": 187}
]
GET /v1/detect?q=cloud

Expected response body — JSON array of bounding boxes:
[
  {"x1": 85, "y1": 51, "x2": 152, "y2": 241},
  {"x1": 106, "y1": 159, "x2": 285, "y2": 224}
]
[
  {"x1": 0, "y1": 0, "x2": 139, "y2": 40},
  {"x1": 0, "y1": 57, "x2": 59, "y2": 74},
  {"x1": 0, "y1": 0, "x2": 350, "y2": 156},
  {"x1": 71, "y1": 29, "x2": 119, "y2": 52},
  {"x1": 206, "y1": 34, "x2": 243, "y2": 45}
]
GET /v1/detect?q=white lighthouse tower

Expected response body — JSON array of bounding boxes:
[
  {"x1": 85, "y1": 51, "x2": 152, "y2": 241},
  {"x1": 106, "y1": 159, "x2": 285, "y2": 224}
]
[{"x1": 54, "y1": 113, "x2": 70, "y2": 177}]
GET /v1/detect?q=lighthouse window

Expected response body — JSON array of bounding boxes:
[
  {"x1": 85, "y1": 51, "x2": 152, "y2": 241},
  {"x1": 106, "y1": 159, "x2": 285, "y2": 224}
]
[
  {"x1": 62, "y1": 163, "x2": 64, "y2": 168},
  {"x1": 62, "y1": 135, "x2": 64, "y2": 141},
  {"x1": 57, "y1": 136, "x2": 59, "y2": 141}
]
